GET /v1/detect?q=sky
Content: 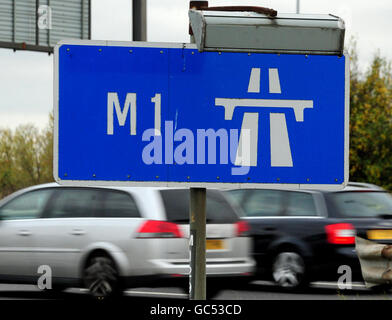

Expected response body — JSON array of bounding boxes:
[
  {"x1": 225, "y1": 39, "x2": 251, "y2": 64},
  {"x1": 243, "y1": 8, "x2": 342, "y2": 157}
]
[{"x1": 0, "y1": 0, "x2": 391, "y2": 130}]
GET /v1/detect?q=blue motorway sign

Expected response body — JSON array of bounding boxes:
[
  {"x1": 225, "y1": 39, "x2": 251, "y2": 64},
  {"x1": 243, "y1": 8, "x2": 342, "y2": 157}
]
[{"x1": 54, "y1": 41, "x2": 349, "y2": 189}]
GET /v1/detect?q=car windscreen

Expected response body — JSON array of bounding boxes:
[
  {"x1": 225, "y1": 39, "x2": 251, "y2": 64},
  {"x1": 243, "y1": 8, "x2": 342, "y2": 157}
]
[
  {"x1": 330, "y1": 191, "x2": 392, "y2": 218},
  {"x1": 160, "y1": 189, "x2": 239, "y2": 224}
]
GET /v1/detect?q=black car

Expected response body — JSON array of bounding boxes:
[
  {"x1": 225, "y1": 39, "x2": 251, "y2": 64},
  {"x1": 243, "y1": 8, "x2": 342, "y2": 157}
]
[{"x1": 226, "y1": 182, "x2": 392, "y2": 289}]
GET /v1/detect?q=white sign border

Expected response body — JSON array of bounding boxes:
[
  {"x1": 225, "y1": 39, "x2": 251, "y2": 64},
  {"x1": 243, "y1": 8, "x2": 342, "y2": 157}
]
[{"x1": 54, "y1": 39, "x2": 349, "y2": 191}]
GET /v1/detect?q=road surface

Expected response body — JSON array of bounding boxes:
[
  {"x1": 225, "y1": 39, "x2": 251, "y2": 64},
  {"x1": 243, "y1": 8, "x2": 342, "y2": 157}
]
[{"x1": 0, "y1": 280, "x2": 390, "y2": 300}]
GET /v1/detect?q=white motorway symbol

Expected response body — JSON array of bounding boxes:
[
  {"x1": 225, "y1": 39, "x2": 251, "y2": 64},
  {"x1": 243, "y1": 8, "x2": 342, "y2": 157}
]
[{"x1": 215, "y1": 68, "x2": 314, "y2": 168}]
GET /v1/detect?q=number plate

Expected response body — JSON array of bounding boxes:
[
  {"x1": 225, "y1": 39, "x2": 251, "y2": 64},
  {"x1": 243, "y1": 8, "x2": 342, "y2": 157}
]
[
  {"x1": 206, "y1": 239, "x2": 225, "y2": 250},
  {"x1": 367, "y1": 229, "x2": 392, "y2": 240}
]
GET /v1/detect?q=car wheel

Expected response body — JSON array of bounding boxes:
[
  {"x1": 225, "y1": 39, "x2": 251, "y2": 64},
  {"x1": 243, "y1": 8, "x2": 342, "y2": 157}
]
[
  {"x1": 83, "y1": 255, "x2": 121, "y2": 299},
  {"x1": 272, "y1": 251, "x2": 307, "y2": 290}
]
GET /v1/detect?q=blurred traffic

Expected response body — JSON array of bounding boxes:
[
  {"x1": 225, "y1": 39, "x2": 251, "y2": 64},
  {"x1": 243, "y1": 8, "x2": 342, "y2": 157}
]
[
  {"x1": 1, "y1": 181, "x2": 392, "y2": 297},
  {"x1": 0, "y1": 183, "x2": 254, "y2": 298},
  {"x1": 225, "y1": 182, "x2": 392, "y2": 290}
]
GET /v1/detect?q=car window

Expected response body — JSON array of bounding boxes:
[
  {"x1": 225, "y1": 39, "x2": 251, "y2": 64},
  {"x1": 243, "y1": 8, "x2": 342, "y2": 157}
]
[
  {"x1": 46, "y1": 188, "x2": 99, "y2": 218},
  {"x1": 285, "y1": 192, "x2": 318, "y2": 216},
  {"x1": 0, "y1": 189, "x2": 53, "y2": 220},
  {"x1": 101, "y1": 190, "x2": 141, "y2": 218},
  {"x1": 330, "y1": 191, "x2": 392, "y2": 218},
  {"x1": 241, "y1": 190, "x2": 284, "y2": 217},
  {"x1": 160, "y1": 189, "x2": 239, "y2": 224},
  {"x1": 226, "y1": 190, "x2": 247, "y2": 207}
]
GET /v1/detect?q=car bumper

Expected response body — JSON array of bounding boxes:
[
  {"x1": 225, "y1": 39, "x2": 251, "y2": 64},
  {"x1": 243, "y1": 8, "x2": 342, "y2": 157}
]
[{"x1": 149, "y1": 257, "x2": 255, "y2": 276}]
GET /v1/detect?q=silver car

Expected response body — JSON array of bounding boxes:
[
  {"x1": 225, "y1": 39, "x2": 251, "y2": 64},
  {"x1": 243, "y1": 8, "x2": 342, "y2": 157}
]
[{"x1": 0, "y1": 183, "x2": 254, "y2": 297}]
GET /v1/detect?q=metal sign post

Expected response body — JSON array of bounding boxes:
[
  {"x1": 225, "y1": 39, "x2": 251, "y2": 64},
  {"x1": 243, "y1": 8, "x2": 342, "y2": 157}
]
[
  {"x1": 132, "y1": 0, "x2": 147, "y2": 41},
  {"x1": 189, "y1": 187, "x2": 206, "y2": 300},
  {"x1": 188, "y1": 1, "x2": 208, "y2": 301}
]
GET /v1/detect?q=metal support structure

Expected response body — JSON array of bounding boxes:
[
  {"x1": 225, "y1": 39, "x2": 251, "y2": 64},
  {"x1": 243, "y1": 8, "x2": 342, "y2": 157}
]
[
  {"x1": 4, "y1": 0, "x2": 91, "y2": 54},
  {"x1": 188, "y1": 1, "x2": 208, "y2": 301},
  {"x1": 132, "y1": 0, "x2": 147, "y2": 41},
  {"x1": 296, "y1": 0, "x2": 300, "y2": 14},
  {"x1": 187, "y1": 1, "x2": 208, "y2": 301},
  {"x1": 189, "y1": 1, "x2": 208, "y2": 42},
  {"x1": 189, "y1": 187, "x2": 206, "y2": 300},
  {"x1": 12, "y1": 0, "x2": 16, "y2": 43},
  {"x1": 35, "y1": 0, "x2": 39, "y2": 45}
]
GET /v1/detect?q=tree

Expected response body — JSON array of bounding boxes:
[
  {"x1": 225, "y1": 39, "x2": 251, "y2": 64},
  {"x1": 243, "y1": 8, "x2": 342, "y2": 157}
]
[
  {"x1": 0, "y1": 114, "x2": 54, "y2": 199},
  {"x1": 0, "y1": 128, "x2": 16, "y2": 196},
  {"x1": 349, "y1": 49, "x2": 392, "y2": 190}
]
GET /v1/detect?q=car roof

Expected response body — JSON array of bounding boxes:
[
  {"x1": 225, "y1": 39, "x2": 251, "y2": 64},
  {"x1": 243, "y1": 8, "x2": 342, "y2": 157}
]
[
  {"x1": 11, "y1": 183, "x2": 184, "y2": 192},
  {"x1": 0, "y1": 183, "x2": 188, "y2": 220},
  {"x1": 11, "y1": 183, "x2": 228, "y2": 194},
  {"x1": 1, "y1": 181, "x2": 386, "y2": 206},
  {"x1": 0, "y1": 183, "x2": 161, "y2": 206},
  {"x1": 223, "y1": 182, "x2": 386, "y2": 194},
  {"x1": 0, "y1": 183, "x2": 227, "y2": 204},
  {"x1": 324, "y1": 182, "x2": 385, "y2": 193},
  {"x1": 0, "y1": 183, "x2": 240, "y2": 221}
]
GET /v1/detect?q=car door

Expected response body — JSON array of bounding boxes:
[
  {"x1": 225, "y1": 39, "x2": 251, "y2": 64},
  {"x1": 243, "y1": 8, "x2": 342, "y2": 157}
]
[
  {"x1": 0, "y1": 188, "x2": 54, "y2": 282},
  {"x1": 238, "y1": 189, "x2": 286, "y2": 270},
  {"x1": 30, "y1": 187, "x2": 101, "y2": 281},
  {"x1": 281, "y1": 190, "x2": 326, "y2": 244}
]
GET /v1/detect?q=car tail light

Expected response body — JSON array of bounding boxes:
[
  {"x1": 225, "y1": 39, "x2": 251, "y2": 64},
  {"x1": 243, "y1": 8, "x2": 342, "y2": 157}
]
[
  {"x1": 236, "y1": 220, "x2": 250, "y2": 237},
  {"x1": 325, "y1": 223, "x2": 355, "y2": 244},
  {"x1": 136, "y1": 220, "x2": 183, "y2": 238}
]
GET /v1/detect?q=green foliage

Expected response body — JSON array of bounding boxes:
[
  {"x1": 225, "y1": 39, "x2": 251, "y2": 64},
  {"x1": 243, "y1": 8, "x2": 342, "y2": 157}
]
[
  {"x1": 349, "y1": 47, "x2": 392, "y2": 190},
  {"x1": 0, "y1": 114, "x2": 54, "y2": 199}
]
